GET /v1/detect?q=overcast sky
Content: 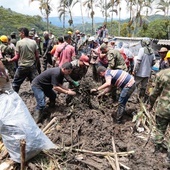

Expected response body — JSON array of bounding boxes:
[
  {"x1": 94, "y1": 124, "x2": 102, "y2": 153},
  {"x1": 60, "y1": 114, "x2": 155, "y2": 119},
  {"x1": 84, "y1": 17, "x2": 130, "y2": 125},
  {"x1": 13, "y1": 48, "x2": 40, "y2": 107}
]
[{"x1": 0, "y1": 0, "x2": 130, "y2": 19}]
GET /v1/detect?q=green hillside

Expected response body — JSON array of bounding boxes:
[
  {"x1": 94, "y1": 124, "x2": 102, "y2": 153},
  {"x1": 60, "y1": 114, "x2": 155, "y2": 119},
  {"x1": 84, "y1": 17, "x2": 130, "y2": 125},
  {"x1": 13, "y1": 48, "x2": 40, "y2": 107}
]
[{"x1": 0, "y1": 6, "x2": 64, "y2": 37}]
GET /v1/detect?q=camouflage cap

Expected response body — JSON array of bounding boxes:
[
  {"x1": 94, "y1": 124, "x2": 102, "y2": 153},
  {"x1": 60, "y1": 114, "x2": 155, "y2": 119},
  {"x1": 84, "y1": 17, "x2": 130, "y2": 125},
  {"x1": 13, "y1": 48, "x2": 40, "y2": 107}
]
[{"x1": 100, "y1": 43, "x2": 107, "y2": 51}]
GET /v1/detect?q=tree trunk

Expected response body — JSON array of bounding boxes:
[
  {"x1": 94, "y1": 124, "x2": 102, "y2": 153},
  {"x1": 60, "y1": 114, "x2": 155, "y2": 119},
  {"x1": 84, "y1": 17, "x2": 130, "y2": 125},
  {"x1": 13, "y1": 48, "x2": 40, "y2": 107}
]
[{"x1": 80, "y1": 0, "x2": 85, "y2": 33}]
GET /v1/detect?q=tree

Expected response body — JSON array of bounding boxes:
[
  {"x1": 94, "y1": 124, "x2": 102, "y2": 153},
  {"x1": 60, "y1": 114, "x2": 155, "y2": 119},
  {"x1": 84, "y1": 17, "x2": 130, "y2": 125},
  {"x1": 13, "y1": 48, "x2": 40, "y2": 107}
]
[
  {"x1": 125, "y1": 0, "x2": 154, "y2": 36},
  {"x1": 79, "y1": 0, "x2": 85, "y2": 33},
  {"x1": 83, "y1": 0, "x2": 96, "y2": 35},
  {"x1": 58, "y1": 0, "x2": 79, "y2": 29},
  {"x1": 137, "y1": 19, "x2": 170, "y2": 39},
  {"x1": 156, "y1": 0, "x2": 170, "y2": 16},
  {"x1": 29, "y1": 0, "x2": 52, "y2": 31}
]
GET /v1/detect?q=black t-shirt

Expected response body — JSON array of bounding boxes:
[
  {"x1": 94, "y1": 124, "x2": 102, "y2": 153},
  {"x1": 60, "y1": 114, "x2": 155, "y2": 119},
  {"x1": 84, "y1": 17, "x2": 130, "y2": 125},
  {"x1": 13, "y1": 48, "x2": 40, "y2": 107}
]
[{"x1": 32, "y1": 67, "x2": 64, "y2": 88}]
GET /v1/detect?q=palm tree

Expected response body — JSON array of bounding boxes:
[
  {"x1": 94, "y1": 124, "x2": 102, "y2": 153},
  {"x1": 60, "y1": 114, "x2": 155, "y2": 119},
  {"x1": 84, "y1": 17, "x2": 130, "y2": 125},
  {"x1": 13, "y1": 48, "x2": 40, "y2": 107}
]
[
  {"x1": 29, "y1": 0, "x2": 52, "y2": 31},
  {"x1": 79, "y1": 0, "x2": 85, "y2": 33},
  {"x1": 156, "y1": 0, "x2": 170, "y2": 16},
  {"x1": 125, "y1": 0, "x2": 154, "y2": 36},
  {"x1": 58, "y1": 0, "x2": 79, "y2": 29},
  {"x1": 108, "y1": 0, "x2": 118, "y2": 23},
  {"x1": 83, "y1": 0, "x2": 96, "y2": 35}
]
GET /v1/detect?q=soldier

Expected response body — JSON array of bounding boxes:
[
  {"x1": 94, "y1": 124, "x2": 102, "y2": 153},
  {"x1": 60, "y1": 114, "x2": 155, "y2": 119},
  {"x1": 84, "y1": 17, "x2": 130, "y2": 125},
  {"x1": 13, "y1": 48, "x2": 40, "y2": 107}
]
[
  {"x1": 0, "y1": 35, "x2": 15, "y2": 78},
  {"x1": 149, "y1": 68, "x2": 170, "y2": 162},
  {"x1": 100, "y1": 43, "x2": 127, "y2": 71}
]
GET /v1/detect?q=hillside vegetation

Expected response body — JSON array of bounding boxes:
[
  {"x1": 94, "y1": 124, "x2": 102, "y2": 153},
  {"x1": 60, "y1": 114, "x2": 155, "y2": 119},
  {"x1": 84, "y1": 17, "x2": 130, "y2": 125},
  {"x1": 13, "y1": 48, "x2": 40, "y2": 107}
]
[
  {"x1": 0, "y1": 6, "x2": 170, "y2": 39},
  {"x1": 0, "y1": 6, "x2": 64, "y2": 37}
]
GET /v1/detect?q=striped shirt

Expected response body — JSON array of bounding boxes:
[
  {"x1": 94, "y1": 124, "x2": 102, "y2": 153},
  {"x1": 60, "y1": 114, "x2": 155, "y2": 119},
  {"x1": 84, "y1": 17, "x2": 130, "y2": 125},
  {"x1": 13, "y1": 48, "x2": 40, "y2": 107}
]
[{"x1": 105, "y1": 69, "x2": 135, "y2": 88}]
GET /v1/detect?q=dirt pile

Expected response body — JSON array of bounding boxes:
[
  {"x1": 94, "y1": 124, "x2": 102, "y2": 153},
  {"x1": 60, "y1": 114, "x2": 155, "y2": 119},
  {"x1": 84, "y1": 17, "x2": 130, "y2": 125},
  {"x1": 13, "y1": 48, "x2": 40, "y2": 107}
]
[{"x1": 0, "y1": 67, "x2": 169, "y2": 170}]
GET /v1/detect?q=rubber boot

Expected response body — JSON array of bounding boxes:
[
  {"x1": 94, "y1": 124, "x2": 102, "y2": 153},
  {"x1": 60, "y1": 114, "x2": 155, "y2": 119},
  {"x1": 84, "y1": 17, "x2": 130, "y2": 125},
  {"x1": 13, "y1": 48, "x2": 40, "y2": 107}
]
[
  {"x1": 154, "y1": 144, "x2": 163, "y2": 153},
  {"x1": 139, "y1": 88, "x2": 146, "y2": 98},
  {"x1": 116, "y1": 104, "x2": 125, "y2": 124},
  {"x1": 33, "y1": 109, "x2": 43, "y2": 123},
  {"x1": 166, "y1": 152, "x2": 170, "y2": 163},
  {"x1": 48, "y1": 100, "x2": 56, "y2": 107},
  {"x1": 12, "y1": 85, "x2": 20, "y2": 93}
]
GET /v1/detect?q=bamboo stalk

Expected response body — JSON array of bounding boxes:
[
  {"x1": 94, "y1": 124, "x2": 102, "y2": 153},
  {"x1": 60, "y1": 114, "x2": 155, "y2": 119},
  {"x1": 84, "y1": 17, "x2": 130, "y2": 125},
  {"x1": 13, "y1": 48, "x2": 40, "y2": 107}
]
[
  {"x1": 73, "y1": 148, "x2": 135, "y2": 157},
  {"x1": 112, "y1": 137, "x2": 120, "y2": 170},
  {"x1": 54, "y1": 145, "x2": 135, "y2": 157},
  {"x1": 109, "y1": 157, "x2": 130, "y2": 170},
  {"x1": 105, "y1": 155, "x2": 116, "y2": 170},
  {"x1": 20, "y1": 139, "x2": 26, "y2": 170},
  {"x1": 71, "y1": 119, "x2": 73, "y2": 151},
  {"x1": 43, "y1": 117, "x2": 57, "y2": 133}
]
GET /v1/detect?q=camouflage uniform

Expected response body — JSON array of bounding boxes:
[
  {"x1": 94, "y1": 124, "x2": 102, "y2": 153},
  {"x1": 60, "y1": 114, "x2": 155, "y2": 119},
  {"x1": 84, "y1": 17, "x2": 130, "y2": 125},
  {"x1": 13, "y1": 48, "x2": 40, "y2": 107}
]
[
  {"x1": 107, "y1": 49, "x2": 127, "y2": 71},
  {"x1": 107, "y1": 49, "x2": 127, "y2": 101},
  {"x1": 150, "y1": 68, "x2": 170, "y2": 152},
  {"x1": 0, "y1": 43, "x2": 15, "y2": 78}
]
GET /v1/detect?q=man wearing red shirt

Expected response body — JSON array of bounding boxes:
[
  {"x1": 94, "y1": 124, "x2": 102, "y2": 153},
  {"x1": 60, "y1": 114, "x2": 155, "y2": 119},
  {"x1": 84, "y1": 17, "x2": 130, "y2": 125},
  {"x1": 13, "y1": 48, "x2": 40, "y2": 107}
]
[{"x1": 54, "y1": 35, "x2": 76, "y2": 67}]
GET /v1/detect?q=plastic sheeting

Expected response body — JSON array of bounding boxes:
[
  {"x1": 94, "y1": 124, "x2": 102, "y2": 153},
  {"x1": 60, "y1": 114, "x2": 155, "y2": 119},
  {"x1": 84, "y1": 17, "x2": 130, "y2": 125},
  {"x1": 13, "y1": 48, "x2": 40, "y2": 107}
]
[{"x1": 0, "y1": 90, "x2": 56, "y2": 163}]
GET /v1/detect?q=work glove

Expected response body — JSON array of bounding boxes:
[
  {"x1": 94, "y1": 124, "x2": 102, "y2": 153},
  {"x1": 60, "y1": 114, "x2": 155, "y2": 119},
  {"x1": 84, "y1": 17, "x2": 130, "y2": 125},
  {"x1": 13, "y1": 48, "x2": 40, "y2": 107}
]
[{"x1": 73, "y1": 81, "x2": 80, "y2": 87}]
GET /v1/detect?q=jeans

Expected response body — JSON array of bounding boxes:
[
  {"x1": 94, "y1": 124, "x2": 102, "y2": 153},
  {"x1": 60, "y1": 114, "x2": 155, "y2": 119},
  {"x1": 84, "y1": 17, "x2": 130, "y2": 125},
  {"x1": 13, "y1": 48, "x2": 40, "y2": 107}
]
[
  {"x1": 12, "y1": 64, "x2": 38, "y2": 92},
  {"x1": 32, "y1": 85, "x2": 46, "y2": 110},
  {"x1": 118, "y1": 83, "x2": 136, "y2": 106},
  {"x1": 31, "y1": 85, "x2": 56, "y2": 110}
]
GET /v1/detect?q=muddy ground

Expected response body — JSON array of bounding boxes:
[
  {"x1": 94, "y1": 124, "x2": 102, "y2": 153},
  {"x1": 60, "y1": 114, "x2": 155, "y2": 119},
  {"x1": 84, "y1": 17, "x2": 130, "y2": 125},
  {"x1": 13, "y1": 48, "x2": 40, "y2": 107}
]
[{"x1": 2, "y1": 66, "x2": 170, "y2": 170}]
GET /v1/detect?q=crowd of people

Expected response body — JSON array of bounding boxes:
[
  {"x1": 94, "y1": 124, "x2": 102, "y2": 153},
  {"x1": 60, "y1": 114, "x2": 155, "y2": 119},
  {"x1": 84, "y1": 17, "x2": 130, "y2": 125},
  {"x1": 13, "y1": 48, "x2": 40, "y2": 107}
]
[{"x1": 1, "y1": 25, "x2": 170, "y2": 162}]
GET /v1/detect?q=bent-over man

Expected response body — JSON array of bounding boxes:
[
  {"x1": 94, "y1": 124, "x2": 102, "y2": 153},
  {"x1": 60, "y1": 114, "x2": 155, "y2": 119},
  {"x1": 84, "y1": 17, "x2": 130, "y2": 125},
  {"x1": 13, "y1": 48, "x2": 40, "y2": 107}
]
[
  {"x1": 91, "y1": 66, "x2": 135, "y2": 123},
  {"x1": 31, "y1": 62, "x2": 76, "y2": 123}
]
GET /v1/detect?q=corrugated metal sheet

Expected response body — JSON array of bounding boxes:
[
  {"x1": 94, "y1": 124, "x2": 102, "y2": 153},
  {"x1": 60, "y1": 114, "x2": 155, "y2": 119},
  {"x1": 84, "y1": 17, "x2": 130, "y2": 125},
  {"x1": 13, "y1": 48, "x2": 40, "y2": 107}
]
[{"x1": 157, "y1": 40, "x2": 170, "y2": 45}]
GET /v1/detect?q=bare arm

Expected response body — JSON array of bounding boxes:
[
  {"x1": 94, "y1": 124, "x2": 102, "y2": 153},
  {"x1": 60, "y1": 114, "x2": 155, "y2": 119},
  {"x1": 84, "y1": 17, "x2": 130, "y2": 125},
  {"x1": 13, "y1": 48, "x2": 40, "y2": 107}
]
[
  {"x1": 8, "y1": 52, "x2": 20, "y2": 62},
  {"x1": 53, "y1": 85, "x2": 76, "y2": 95}
]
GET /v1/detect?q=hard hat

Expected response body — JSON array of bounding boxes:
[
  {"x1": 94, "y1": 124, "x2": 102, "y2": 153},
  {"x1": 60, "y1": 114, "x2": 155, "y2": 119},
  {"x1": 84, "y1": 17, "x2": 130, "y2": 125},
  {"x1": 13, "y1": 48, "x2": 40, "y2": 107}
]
[
  {"x1": 0, "y1": 35, "x2": 8, "y2": 43},
  {"x1": 67, "y1": 31, "x2": 72, "y2": 35},
  {"x1": 166, "y1": 51, "x2": 170, "y2": 59},
  {"x1": 88, "y1": 36, "x2": 95, "y2": 41}
]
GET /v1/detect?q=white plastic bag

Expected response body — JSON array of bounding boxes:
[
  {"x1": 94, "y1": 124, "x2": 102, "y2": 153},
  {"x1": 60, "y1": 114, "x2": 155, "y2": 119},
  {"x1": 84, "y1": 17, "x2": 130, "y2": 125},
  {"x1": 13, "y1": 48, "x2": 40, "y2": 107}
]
[{"x1": 0, "y1": 91, "x2": 55, "y2": 163}]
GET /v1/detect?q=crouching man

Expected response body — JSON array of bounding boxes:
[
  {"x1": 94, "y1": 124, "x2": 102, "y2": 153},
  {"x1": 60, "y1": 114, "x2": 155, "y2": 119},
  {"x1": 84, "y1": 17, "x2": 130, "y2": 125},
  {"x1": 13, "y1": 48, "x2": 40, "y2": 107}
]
[
  {"x1": 31, "y1": 62, "x2": 76, "y2": 123},
  {"x1": 91, "y1": 66, "x2": 135, "y2": 123}
]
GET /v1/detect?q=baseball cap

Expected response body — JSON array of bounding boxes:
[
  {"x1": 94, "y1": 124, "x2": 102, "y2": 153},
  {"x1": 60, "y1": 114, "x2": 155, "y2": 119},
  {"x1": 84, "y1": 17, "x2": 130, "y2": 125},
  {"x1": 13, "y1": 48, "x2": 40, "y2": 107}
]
[
  {"x1": 100, "y1": 43, "x2": 107, "y2": 51},
  {"x1": 79, "y1": 54, "x2": 89, "y2": 66}
]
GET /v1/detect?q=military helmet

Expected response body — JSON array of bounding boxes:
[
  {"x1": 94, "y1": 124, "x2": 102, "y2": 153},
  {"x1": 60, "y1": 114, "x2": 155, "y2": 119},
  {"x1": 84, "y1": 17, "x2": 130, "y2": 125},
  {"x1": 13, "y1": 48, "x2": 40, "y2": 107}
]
[{"x1": 0, "y1": 35, "x2": 8, "y2": 43}]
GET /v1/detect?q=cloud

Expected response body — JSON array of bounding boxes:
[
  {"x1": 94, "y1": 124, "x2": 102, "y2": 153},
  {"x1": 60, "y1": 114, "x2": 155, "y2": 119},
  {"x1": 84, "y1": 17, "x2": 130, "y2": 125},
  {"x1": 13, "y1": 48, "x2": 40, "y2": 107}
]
[{"x1": 0, "y1": 0, "x2": 129, "y2": 19}]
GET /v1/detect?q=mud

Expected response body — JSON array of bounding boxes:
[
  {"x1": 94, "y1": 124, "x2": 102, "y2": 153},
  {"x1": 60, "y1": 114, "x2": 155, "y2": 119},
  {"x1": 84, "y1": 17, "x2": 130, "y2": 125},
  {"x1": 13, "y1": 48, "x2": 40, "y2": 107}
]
[{"x1": 10, "y1": 66, "x2": 170, "y2": 169}]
